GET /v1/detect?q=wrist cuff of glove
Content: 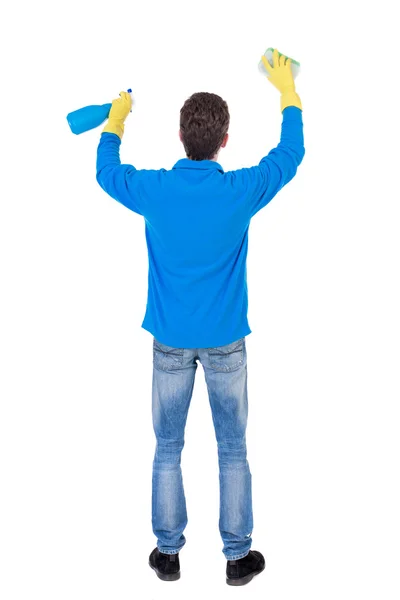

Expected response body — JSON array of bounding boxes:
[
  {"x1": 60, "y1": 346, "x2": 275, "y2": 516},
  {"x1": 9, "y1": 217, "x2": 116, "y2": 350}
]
[
  {"x1": 281, "y1": 91, "x2": 302, "y2": 112},
  {"x1": 102, "y1": 118, "x2": 125, "y2": 139}
]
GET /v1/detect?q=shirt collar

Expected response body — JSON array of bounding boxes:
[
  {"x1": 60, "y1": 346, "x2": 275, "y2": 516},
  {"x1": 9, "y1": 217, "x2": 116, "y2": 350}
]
[{"x1": 173, "y1": 158, "x2": 224, "y2": 173}]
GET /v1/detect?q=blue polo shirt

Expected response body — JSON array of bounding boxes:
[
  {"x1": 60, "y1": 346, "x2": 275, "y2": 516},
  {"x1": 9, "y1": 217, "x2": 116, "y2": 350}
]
[{"x1": 96, "y1": 106, "x2": 305, "y2": 348}]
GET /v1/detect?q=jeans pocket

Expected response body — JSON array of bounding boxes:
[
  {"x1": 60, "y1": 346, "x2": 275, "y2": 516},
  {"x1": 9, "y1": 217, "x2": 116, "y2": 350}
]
[
  {"x1": 153, "y1": 338, "x2": 184, "y2": 371},
  {"x1": 208, "y1": 337, "x2": 245, "y2": 372}
]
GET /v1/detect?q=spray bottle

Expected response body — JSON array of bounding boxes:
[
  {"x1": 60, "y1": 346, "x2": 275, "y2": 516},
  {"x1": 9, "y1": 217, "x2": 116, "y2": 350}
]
[{"x1": 67, "y1": 89, "x2": 132, "y2": 135}]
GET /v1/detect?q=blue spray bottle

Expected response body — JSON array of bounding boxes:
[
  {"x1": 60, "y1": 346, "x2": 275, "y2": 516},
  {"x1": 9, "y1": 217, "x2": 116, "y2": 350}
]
[{"x1": 67, "y1": 89, "x2": 132, "y2": 135}]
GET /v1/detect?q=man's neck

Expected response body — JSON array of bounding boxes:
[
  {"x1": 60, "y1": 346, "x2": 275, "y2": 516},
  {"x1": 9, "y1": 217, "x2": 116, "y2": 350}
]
[{"x1": 186, "y1": 156, "x2": 219, "y2": 162}]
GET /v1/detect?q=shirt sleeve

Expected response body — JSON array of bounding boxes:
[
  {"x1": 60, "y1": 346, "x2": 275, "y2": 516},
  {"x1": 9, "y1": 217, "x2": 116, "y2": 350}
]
[
  {"x1": 232, "y1": 106, "x2": 305, "y2": 219},
  {"x1": 96, "y1": 132, "x2": 147, "y2": 215}
]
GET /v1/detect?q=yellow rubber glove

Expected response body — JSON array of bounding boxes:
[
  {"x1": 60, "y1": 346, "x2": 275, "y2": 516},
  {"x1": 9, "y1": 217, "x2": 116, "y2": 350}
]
[
  {"x1": 261, "y1": 49, "x2": 302, "y2": 112},
  {"x1": 102, "y1": 91, "x2": 132, "y2": 139}
]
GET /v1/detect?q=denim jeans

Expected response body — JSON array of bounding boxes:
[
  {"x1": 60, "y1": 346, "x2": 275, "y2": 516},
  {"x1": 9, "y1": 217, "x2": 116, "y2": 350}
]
[{"x1": 151, "y1": 336, "x2": 253, "y2": 560}]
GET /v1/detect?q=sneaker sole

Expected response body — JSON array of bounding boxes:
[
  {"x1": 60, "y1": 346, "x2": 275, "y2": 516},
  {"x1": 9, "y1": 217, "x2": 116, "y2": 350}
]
[
  {"x1": 149, "y1": 561, "x2": 181, "y2": 581},
  {"x1": 226, "y1": 563, "x2": 265, "y2": 586}
]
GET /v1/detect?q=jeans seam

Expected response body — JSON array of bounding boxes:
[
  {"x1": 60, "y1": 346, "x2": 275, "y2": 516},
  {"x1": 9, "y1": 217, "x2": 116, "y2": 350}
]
[
  {"x1": 226, "y1": 550, "x2": 250, "y2": 560},
  {"x1": 157, "y1": 547, "x2": 181, "y2": 555}
]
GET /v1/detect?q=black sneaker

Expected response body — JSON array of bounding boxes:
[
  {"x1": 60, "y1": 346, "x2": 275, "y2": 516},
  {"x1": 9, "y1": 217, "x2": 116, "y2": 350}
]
[
  {"x1": 149, "y1": 547, "x2": 181, "y2": 581},
  {"x1": 226, "y1": 550, "x2": 265, "y2": 586}
]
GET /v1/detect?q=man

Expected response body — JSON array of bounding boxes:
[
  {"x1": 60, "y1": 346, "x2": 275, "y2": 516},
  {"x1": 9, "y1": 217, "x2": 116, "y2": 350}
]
[{"x1": 96, "y1": 49, "x2": 304, "y2": 586}]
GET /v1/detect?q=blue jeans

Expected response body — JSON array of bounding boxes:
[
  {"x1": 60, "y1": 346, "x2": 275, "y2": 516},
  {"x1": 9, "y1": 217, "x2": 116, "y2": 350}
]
[{"x1": 151, "y1": 336, "x2": 253, "y2": 560}]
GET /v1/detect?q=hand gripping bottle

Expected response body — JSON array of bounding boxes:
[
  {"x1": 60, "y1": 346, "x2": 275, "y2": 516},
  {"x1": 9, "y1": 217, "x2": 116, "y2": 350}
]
[{"x1": 67, "y1": 89, "x2": 132, "y2": 135}]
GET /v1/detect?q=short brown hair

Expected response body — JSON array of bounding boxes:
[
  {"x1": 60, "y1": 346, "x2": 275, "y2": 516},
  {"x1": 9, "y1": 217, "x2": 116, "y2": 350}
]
[{"x1": 179, "y1": 92, "x2": 230, "y2": 161}]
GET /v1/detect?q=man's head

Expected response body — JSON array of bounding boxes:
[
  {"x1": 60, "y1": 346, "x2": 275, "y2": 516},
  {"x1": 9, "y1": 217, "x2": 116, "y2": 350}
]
[{"x1": 179, "y1": 92, "x2": 229, "y2": 161}]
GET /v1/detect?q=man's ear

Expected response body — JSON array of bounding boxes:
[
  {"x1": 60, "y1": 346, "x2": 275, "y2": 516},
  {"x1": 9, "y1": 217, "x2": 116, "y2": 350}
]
[
  {"x1": 221, "y1": 133, "x2": 229, "y2": 148},
  {"x1": 179, "y1": 130, "x2": 183, "y2": 142}
]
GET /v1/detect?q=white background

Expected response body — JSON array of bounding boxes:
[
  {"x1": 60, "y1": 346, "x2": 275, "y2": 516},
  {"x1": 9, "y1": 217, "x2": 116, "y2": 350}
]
[{"x1": 1, "y1": 0, "x2": 399, "y2": 598}]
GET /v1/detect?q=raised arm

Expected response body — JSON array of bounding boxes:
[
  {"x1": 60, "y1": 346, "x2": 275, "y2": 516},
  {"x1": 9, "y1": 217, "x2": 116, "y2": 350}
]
[
  {"x1": 237, "y1": 49, "x2": 305, "y2": 219},
  {"x1": 96, "y1": 91, "x2": 144, "y2": 215}
]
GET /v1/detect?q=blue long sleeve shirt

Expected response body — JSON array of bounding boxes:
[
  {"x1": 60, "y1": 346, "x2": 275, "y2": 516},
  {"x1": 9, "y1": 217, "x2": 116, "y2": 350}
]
[{"x1": 96, "y1": 106, "x2": 305, "y2": 348}]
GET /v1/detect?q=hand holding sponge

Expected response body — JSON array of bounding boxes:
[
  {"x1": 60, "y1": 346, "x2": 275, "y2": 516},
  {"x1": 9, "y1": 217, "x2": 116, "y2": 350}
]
[{"x1": 261, "y1": 49, "x2": 302, "y2": 112}]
